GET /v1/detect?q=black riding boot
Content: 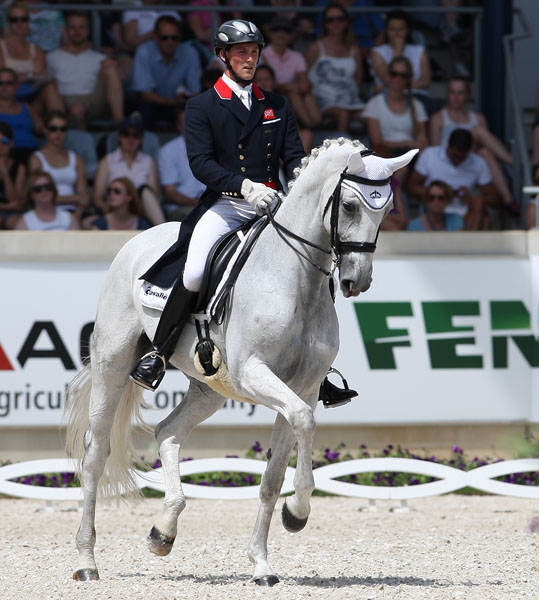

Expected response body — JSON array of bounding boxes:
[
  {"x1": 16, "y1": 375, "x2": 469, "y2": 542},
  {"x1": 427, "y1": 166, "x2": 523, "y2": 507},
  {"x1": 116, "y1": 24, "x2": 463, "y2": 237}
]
[
  {"x1": 130, "y1": 279, "x2": 197, "y2": 391},
  {"x1": 319, "y1": 369, "x2": 358, "y2": 409}
]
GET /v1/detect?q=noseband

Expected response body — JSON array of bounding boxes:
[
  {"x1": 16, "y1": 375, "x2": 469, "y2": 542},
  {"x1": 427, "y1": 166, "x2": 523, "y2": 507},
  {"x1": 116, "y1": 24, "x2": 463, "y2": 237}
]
[{"x1": 267, "y1": 150, "x2": 390, "y2": 277}]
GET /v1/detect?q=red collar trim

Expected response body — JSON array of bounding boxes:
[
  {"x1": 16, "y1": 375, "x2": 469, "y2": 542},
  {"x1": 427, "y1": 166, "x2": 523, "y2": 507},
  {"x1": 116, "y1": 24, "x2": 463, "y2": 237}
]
[
  {"x1": 214, "y1": 77, "x2": 265, "y2": 101},
  {"x1": 214, "y1": 77, "x2": 232, "y2": 100},
  {"x1": 252, "y1": 82, "x2": 265, "y2": 101}
]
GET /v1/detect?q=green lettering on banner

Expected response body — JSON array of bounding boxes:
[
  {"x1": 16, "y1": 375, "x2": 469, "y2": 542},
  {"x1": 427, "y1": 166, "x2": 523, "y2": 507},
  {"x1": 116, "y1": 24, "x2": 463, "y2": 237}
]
[
  {"x1": 422, "y1": 302, "x2": 482, "y2": 369},
  {"x1": 490, "y1": 302, "x2": 539, "y2": 368},
  {"x1": 353, "y1": 302, "x2": 412, "y2": 369},
  {"x1": 490, "y1": 301, "x2": 531, "y2": 330}
]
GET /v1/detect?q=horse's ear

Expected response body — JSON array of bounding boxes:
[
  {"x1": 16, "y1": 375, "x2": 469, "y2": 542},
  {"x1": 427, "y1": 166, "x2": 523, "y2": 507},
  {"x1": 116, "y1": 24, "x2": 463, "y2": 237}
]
[
  {"x1": 346, "y1": 151, "x2": 366, "y2": 174},
  {"x1": 384, "y1": 149, "x2": 420, "y2": 174}
]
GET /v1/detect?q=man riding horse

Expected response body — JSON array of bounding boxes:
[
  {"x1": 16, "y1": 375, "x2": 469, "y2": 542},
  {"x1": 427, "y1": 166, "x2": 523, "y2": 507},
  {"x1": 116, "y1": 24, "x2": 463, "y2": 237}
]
[{"x1": 130, "y1": 19, "x2": 357, "y2": 408}]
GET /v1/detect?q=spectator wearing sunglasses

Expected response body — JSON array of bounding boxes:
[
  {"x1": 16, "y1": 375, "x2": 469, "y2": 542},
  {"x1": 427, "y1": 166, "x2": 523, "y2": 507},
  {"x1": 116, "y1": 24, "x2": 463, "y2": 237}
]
[
  {"x1": 0, "y1": 120, "x2": 25, "y2": 228},
  {"x1": 28, "y1": 110, "x2": 89, "y2": 216},
  {"x1": 131, "y1": 15, "x2": 202, "y2": 129},
  {"x1": 84, "y1": 177, "x2": 151, "y2": 231},
  {"x1": 363, "y1": 56, "x2": 427, "y2": 183},
  {"x1": 0, "y1": 2, "x2": 65, "y2": 115},
  {"x1": 46, "y1": 11, "x2": 124, "y2": 129},
  {"x1": 306, "y1": 3, "x2": 365, "y2": 135},
  {"x1": 93, "y1": 113, "x2": 165, "y2": 226},
  {"x1": 0, "y1": 66, "x2": 41, "y2": 164},
  {"x1": 407, "y1": 180, "x2": 464, "y2": 231},
  {"x1": 261, "y1": 16, "x2": 321, "y2": 133},
  {"x1": 15, "y1": 170, "x2": 80, "y2": 230},
  {"x1": 122, "y1": 1, "x2": 181, "y2": 53}
]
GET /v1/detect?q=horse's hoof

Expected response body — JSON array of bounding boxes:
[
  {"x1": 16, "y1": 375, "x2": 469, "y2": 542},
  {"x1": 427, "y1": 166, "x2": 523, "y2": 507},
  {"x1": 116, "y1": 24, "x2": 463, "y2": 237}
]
[
  {"x1": 73, "y1": 568, "x2": 99, "y2": 581},
  {"x1": 147, "y1": 525, "x2": 176, "y2": 556},
  {"x1": 254, "y1": 575, "x2": 280, "y2": 587},
  {"x1": 282, "y1": 501, "x2": 308, "y2": 533}
]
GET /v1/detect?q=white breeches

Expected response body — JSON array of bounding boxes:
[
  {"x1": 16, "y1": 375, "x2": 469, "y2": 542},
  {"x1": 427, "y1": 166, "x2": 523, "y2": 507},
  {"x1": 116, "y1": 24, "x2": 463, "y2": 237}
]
[{"x1": 183, "y1": 197, "x2": 256, "y2": 292}]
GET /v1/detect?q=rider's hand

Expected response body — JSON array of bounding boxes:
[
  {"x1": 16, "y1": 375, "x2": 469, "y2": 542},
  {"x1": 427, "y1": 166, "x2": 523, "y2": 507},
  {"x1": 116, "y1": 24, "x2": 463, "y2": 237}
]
[{"x1": 241, "y1": 179, "x2": 278, "y2": 215}]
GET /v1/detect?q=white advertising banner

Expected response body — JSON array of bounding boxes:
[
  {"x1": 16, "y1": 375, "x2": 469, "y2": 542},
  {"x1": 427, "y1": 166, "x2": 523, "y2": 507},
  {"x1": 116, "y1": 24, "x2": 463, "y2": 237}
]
[{"x1": 1, "y1": 256, "x2": 538, "y2": 427}]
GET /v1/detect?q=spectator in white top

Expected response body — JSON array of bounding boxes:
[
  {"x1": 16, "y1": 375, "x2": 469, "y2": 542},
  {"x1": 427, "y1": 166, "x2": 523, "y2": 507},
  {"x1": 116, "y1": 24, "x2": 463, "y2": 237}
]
[
  {"x1": 370, "y1": 9, "x2": 434, "y2": 114},
  {"x1": 93, "y1": 113, "x2": 165, "y2": 226},
  {"x1": 158, "y1": 104, "x2": 205, "y2": 221},
  {"x1": 46, "y1": 11, "x2": 124, "y2": 129},
  {"x1": 28, "y1": 109, "x2": 89, "y2": 217},
  {"x1": 15, "y1": 169, "x2": 80, "y2": 230},
  {"x1": 363, "y1": 56, "x2": 427, "y2": 183},
  {"x1": 407, "y1": 128, "x2": 496, "y2": 231}
]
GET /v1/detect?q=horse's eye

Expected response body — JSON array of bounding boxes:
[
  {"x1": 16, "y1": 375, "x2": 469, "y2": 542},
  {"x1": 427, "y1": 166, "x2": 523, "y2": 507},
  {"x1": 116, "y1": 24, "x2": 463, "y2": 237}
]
[{"x1": 342, "y1": 200, "x2": 354, "y2": 213}]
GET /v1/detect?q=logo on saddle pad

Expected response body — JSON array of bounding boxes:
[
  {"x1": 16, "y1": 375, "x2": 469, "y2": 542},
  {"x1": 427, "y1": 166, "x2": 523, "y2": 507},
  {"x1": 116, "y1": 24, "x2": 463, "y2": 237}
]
[{"x1": 263, "y1": 108, "x2": 275, "y2": 120}]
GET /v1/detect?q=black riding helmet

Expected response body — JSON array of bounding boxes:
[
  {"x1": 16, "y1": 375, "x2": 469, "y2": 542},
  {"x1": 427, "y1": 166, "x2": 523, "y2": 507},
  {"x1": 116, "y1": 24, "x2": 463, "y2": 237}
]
[{"x1": 214, "y1": 20, "x2": 265, "y2": 84}]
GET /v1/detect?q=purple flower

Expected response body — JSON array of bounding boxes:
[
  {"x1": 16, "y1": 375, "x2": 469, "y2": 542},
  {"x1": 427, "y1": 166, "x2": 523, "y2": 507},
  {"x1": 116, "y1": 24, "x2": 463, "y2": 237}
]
[
  {"x1": 152, "y1": 458, "x2": 162, "y2": 469},
  {"x1": 252, "y1": 441, "x2": 263, "y2": 453},
  {"x1": 452, "y1": 445, "x2": 463, "y2": 454}
]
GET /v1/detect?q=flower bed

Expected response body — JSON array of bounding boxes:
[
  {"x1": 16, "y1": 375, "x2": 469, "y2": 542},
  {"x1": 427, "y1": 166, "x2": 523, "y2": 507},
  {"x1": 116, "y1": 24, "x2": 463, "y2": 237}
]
[{"x1": 2, "y1": 442, "x2": 537, "y2": 495}]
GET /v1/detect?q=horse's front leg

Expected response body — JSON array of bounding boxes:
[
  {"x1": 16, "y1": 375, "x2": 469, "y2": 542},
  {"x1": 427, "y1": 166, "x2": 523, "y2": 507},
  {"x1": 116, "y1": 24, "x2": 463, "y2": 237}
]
[
  {"x1": 241, "y1": 360, "x2": 318, "y2": 578},
  {"x1": 148, "y1": 379, "x2": 224, "y2": 556},
  {"x1": 247, "y1": 413, "x2": 296, "y2": 586}
]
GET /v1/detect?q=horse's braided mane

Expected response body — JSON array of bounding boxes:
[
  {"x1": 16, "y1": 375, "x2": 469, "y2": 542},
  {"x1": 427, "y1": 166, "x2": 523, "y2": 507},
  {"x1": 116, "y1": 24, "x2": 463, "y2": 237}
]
[{"x1": 287, "y1": 137, "x2": 365, "y2": 190}]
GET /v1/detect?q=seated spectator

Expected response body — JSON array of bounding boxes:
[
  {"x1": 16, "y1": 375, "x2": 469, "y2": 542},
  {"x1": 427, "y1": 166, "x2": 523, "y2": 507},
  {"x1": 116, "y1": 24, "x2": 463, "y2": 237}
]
[
  {"x1": 93, "y1": 113, "x2": 165, "y2": 226},
  {"x1": 46, "y1": 11, "x2": 124, "y2": 129},
  {"x1": 0, "y1": 2, "x2": 64, "y2": 115},
  {"x1": 407, "y1": 128, "x2": 496, "y2": 231},
  {"x1": 363, "y1": 56, "x2": 427, "y2": 183},
  {"x1": 0, "y1": 67, "x2": 40, "y2": 163},
  {"x1": 306, "y1": 3, "x2": 365, "y2": 134},
  {"x1": 83, "y1": 177, "x2": 151, "y2": 231},
  {"x1": 122, "y1": 0, "x2": 181, "y2": 53},
  {"x1": 369, "y1": 9, "x2": 433, "y2": 112},
  {"x1": 380, "y1": 178, "x2": 407, "y2": 231},
  {"x1": 158, "y1": 104, "x2": 205, "y2": 222},
  {"x1": 407, "y1": 180, "x2": 464, "y2": 231},
  {"x1": 525, "y1": 164, "x2": 539, "y2": 230},
  {"x1": 261, "y1": 16, "x2": 321, "y2": 130},
  {"x1": 255, "y1": 64, "x2": 313, "y2": 153},
  {"x1": 15, "y1": 170, "x2": 80, "y2": 230},
  {"x1": 131, "y1": 15, "x2": 202, "y2": 129},
  {"x1": 187, "y1": 0, "x2": 240, "y2": 52},
  {"x1": 430, "y1": 76, "x2": 516, "y2": 214},
  {"x1": 28, "y1": 110, "x2": 90, "y2": 217},
  {"x1": 0, "y1": 0, "x2": 66, "y2": 53},
  {"x1": 0, "y1": 120, "x2": 25, "y2": 228},
  {"x1": 313, "y1": 0, "x2": 385, "y2": 53}
]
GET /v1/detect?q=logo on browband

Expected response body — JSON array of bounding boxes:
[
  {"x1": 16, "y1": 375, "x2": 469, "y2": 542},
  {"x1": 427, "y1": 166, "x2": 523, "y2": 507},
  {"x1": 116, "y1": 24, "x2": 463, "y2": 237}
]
[{"x1": 370, "y1": 190, "x2": 382, "y2": 199}]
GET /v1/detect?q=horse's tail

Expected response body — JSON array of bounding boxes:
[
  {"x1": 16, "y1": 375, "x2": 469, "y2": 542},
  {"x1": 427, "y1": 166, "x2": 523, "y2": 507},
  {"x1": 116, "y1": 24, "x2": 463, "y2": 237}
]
[{"x1": 64, "y1": 358, "x2": 152, "y2": 501}]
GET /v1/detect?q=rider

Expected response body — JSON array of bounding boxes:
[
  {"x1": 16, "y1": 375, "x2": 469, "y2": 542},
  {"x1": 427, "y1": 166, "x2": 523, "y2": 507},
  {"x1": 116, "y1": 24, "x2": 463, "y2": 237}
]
[{"x1": 130, "y1": 20, "x2": 357, "y2": 408}]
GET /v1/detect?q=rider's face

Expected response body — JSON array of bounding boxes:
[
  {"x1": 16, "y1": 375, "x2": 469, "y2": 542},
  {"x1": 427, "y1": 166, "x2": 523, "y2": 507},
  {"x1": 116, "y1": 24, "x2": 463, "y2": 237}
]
[{"x1": 224, "y1": 43, "x2": 259, "y2": 83}]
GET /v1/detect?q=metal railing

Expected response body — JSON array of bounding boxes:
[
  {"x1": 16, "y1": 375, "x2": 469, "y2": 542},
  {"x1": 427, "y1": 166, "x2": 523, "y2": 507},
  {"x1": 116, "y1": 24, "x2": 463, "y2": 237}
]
[{"x1": 503, "y1": 7, "x2": 534, "y2": 228}]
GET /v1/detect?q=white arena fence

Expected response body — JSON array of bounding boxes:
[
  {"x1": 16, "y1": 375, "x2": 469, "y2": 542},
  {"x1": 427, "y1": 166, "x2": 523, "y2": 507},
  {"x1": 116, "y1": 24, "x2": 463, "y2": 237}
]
[{"x1": 1, "y1": 457, "x2": 539, "y2": 502}]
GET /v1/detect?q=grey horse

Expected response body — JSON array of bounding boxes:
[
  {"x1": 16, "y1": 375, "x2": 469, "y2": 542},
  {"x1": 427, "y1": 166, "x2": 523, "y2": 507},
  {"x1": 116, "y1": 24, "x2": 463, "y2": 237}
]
[{"x1": 65, "y1": 138, "x2": 418, "y2": 585}]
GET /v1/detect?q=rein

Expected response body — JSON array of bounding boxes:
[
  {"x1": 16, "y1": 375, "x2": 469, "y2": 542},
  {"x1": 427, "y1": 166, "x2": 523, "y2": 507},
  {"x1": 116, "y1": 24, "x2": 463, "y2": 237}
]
[{"x1": 267, "y1": 150, "x2": 389, "y2": 278}]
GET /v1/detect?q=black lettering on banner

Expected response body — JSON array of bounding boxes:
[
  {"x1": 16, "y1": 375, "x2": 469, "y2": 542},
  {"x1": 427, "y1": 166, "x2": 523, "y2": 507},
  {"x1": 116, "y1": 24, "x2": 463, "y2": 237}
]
[
  {"x1": 17, "y1": 321, "x2": 76, "y2": 370},
  {"x1": 34, "y1": 391, "x2": 45, "y2": 410},
  {"x1": 155, "y1": 391, "x2": 169, "y2": 409},
  {"x1": 0, "y1": 392, "x2": 9, "y2": 417},
  {"x1": 80, "y1": 322, "x2": 94, "y2": 363},
  {"x1": 48, "y1": 391, "x2": 62, "y2": 410}
]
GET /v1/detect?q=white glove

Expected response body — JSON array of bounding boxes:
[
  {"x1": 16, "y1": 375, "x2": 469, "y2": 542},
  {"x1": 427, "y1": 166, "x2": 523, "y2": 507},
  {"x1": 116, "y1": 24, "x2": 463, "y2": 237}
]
[{"x1": 241, "y1": 179, "x2": 279, "y2": 215}]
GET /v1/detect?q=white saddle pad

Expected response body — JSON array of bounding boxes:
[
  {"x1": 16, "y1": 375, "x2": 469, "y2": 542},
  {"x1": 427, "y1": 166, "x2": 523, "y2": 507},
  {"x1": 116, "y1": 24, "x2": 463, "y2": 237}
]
[{"x1": 139, "y1": 281, "x2": 173, "y2": 311}]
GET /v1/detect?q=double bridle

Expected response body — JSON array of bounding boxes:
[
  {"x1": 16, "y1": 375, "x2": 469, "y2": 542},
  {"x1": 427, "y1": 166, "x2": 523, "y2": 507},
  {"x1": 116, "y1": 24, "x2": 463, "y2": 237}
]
[{"x1": 267, "y1": 150, "x2": 391, "y2": 278}]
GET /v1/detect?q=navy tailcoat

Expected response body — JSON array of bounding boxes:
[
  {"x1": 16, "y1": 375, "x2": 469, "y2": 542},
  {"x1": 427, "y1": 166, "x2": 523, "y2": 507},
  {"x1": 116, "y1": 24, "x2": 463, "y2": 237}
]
[{"x1": 143, "y1": 77, "x2": 305, "y2": 287}]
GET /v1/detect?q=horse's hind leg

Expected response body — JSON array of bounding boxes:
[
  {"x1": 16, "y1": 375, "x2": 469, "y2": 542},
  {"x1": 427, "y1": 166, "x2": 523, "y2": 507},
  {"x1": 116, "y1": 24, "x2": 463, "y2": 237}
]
[
  {"x1": 148, "y1": 379, "x2": 225, "y2": 556},
  {"x1": 247, "y1": 413, "x2": 296, "y2": 586},
  {"x1": 73, "y1": 333, "x2": 143, "y2": 581}
]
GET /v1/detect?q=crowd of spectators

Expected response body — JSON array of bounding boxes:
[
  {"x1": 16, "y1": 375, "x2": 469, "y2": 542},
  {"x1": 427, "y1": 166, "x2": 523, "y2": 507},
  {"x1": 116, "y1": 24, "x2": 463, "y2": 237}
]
[{"x1": 0, "y1": 0, "x2": 533, "y2": 232}]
